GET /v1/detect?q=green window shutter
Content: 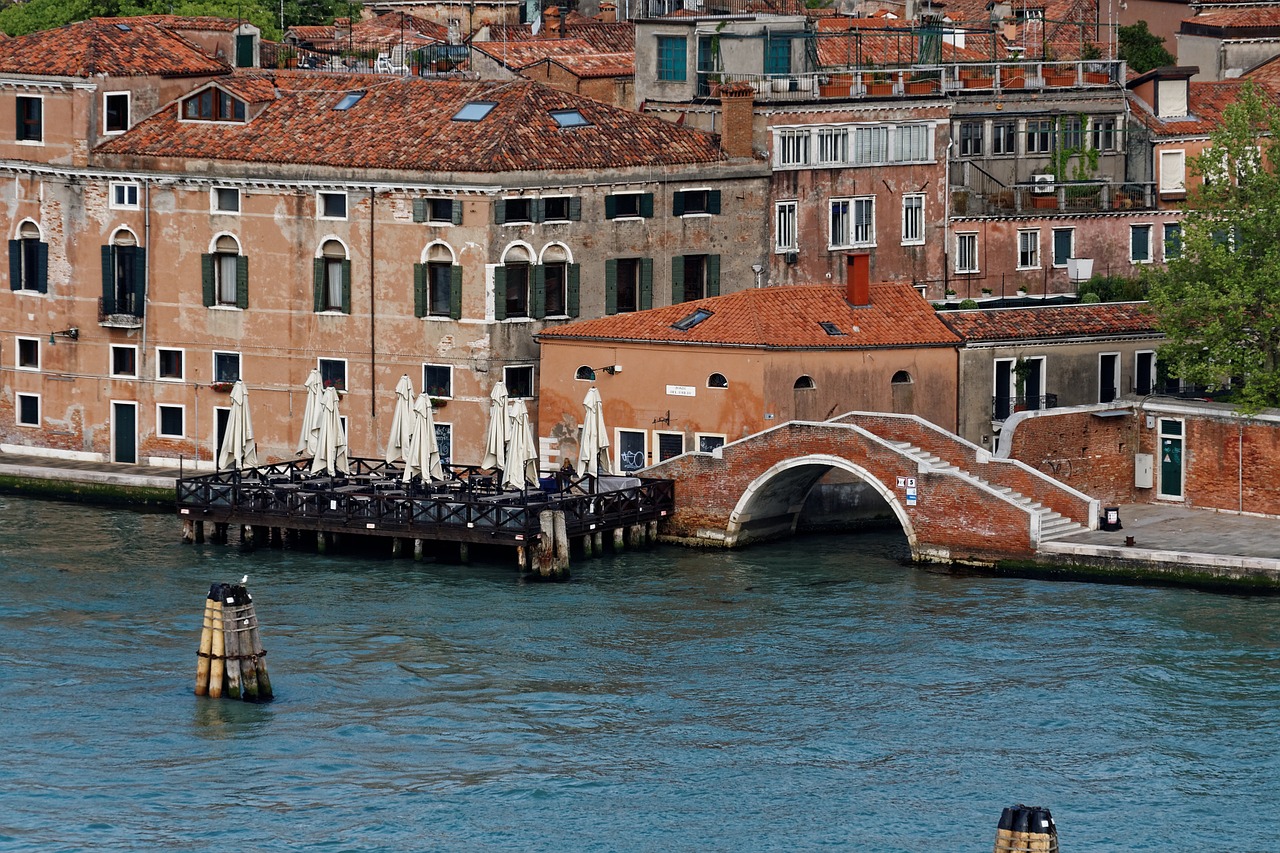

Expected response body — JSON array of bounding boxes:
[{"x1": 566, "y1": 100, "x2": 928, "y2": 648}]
[
  {"x1": 201, "y1": 254, "x2": 215, "y2": 306},
  {"x1": 706, "y1": 254, "x2": 721, "y2": 296},
  {"x1": 8, "y1": 240, "x2": 19, "y2": 291},
  {"x1": 132, "y1": 247, "x2": 146, "y2": 314},
  {"x1": 709, "y1": 190, "x2": 722, "y2": 214},
  {"x1": 532, "y1": 264, "x2": 547, "y2": 319},
  {"x1": 604, "y1": 259, "x2": 618, "y2": 315},
  {"x1": 413, "y1": 263, "x2": 427, "y2": 317},
  {"x1": 569, "y1": 196, "x2": 582, "y2": 221},
  {"x1": 236, "y1": 255, "x2": 249, "y2": 309},
  {"x1": 449, "y1": 265, "x2": 463, "y2": 319},
  {"x1": 672, "y1": 191, "x2": 685, "y2": 217},
  {"x1": 340, "y1": 259, "x2": 352, "y2": 314},
  {"x1": 534, "y1": 198, "x2": 546, "y2": 223},
  {"x1": 412, "y1": 198, "x2": 427, "y2": 223},
  {"x1": 452, "y1": 200, "x2": 464, "y2": 225},
  {"x1": 312, "y1": 258, "x2": 325, "y2": 312},
  {"x1": 640, "y1": 258, "x2": 654, "y2": 310},
  {"x1": 101, "y1": 245, "x2": 115, "y2": 314},
  {"x1": 35, "y1": 241, "x2": 48, "y2": 294},
  {"x1": 494, "y1": 200, "x2": 507, "y2": 225},
  {"x1": 671, "y1": 255, "x2": 684, "y2": 304},
  {"x1": 640, "y1": 192, "x2": 654, "y2": 218},
  {"x1": 567, "y1": 263, "x2": 580, "y2": 317},
  {"x1": 494, "y1": 266, "x2": 508, "y2": 320},
  {"x1": 235, "y1": 33, "x2": 254, "y2": 68},
  {"x1": 605, "y1": 195, "x2": 617, "y2": 220}
]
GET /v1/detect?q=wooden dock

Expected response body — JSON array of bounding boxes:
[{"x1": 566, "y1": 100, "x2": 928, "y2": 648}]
[{"x1": 176, "y1": 458, "x2": 675, "y2": 576}]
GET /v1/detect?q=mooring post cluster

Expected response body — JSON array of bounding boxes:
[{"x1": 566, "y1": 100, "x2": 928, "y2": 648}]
[
  {"x1": 994, "y1": 804, "x2": 1058, "y2": 853},
  {"x1": 195, "y1": 582, "x2": 273, "y2": 702}
]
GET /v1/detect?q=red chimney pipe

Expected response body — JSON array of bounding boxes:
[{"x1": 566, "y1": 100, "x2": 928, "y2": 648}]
[{"x1": 846, "y1": 253, "x2": 870, "y2": 306}]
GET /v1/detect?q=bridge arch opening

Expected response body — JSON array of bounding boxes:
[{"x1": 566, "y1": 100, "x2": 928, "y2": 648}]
[{"x1": 724, "y1": 453, "x2": 917, "y2": 553}]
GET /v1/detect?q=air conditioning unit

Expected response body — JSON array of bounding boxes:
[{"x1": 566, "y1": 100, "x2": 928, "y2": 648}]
[
  {"x1": 784, "y1": 251, "x2": 799, "y2": 265},
  {"x1": 1031, "y1": 173, "x2": 1056, "y2": 194}
]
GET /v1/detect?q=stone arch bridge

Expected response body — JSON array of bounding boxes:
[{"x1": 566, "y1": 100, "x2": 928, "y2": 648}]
[{"x1": 645, "y1": 412, "x2": 1099, "y2": 565}]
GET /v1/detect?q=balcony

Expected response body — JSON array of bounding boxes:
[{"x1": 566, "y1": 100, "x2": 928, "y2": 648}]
[
  {"x1": 98, "y1": 297, "x2": 143, "y2": 329},
  {"x1": 993, "y1": 394, "x2": 1059, "y2": 422},
  {"x1": 952, "y1": 178, "x2": 1156, "y2": 218}
]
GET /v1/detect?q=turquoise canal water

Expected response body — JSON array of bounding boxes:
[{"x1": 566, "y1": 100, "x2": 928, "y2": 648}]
[{"x1": 2, "y1": 495, "x2": 1279, "y2": 852}]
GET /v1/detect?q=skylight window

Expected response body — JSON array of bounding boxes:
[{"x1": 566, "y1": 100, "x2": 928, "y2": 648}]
[
  {"x1": 550, "y1": 109, "x2": 590, "y2": 128},
  {"x1": 334, "y1": 91, "x2": 366, "y2": 111},
  {"x1": 819, "y1": 321, "x2": 846, "y2": 336},
  {"x1": 116, "y1": 23, "x2": 132, "y2": 31},
  {"x1": 672, "y1": 309, "x2": 713, "y2": 331},
  {"x1": 452, "y1": 101, "x2": 496, "y2": 122}
]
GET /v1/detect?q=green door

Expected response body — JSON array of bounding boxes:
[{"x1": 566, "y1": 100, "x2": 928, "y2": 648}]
[{"x1": 1159, "y1": 419, "x2": 1183, "y2": 499}]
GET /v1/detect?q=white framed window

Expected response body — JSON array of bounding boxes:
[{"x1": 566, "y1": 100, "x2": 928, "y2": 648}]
[
  {"x1": 110, "y1": 181, "x2": 140, "y2": 209},
  {"x1": 317, "y1": 191, "x2": 347, "y2": 220},
  {"x1": 829, "y1": 196, "x2": 875, "y2": 248},
  {"x1": 17, "y1": 94, "x2": 43, "y2": 143},
  {"x1": 156, "y1": 404, "x2": 185, "y2": 438},
  {"x1": 615, "y1": 428, "x2": 647, "y2": 472},
  {"x1": 213, "y1": 350, "x2": 241, "y2": 383},
  {"x1": 778, "y1": 130, "x2": 810, "y2": 167},
  {"x1": 696, "y1": 433, "x2": 726, "y2": 453},
  {"x1": 319, "y1": 357, "x2": 347, "y2": 391},
  {"x1": 707, "y1": 372, "x2": 728, "y2": 388},
  {"x1": 212, "y1": 186, "x2": 240, "y2": 213},
  {"x1": 993, "y1": 121, "x2": 1016, "y2": 155},
  {"x1": 1163, "y1": 223, "x2": 1182, "y2": 260},
  {"x1": 956, "y1": 232, "x2": 979, "y2": 273},
  {"x1": 852, "y1": 126, "x2": 889, "y2": 165},
  {"x1": 433, "y1": 421, "x2": 453, "y2": 466},
  {"x1": 1134, "y1": 350, "x2": 1156, "y2": 395},
  {"x1": 505, "y1": 364, "x2": 534, "y2": 398},
  {"x1": 1130, "y1": 224, "x2": 1153, "y2": 263},
  {"x1": 1159, "y1": 149, "x2": 1186, "y2": 195},
  {"x1": 16, "y1": 336, "x2": 40, "y2": 371},
  {"x1": 901, "y1": 194, "x2": 924, "y2": 245},
  {"x1": 104, "y1": 92, "x2": 130, "y2": 134},
  {"x1": 653, "y1": 430, "x2": 685, "y2": 462},
  {"x1": 110, "y1": 344, "x2": 138, "y2": 378},
  {"x1": 423, "y1": 363, "x2": 453, "y2": 399},
  {"x1": 896, "y1": 124, "x2": 930, "y2": 161},
  {"x1": 775, "y1": 201, "x2": 797, "y2": 251},
  {"x1": 15, "y1": 392, "x2": 39, "y2": 426},
  {"x1": 816, "y1": 127, "x2": 848, "y2": 165},
  {"x1": 157, "y1": 347, "x2": 184, "y2": 381},
  {"x1": 1052, "y1": 228, "x2": 1074, "y2": 268},
  {"x1": 1017, "y1": 229, "x2": 1040, "y2": 269}
]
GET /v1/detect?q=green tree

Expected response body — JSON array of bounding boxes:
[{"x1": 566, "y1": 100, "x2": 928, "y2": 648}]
[
  {"x1": 0, "y1": 0, "x2": 292, "y2": 38},
  {"x1": 1118, "y1": 21, "x2": 1175, "y2": 74},
  {"x1": 1147, "y1": 82, "x2": 1280, "y2": 411}
]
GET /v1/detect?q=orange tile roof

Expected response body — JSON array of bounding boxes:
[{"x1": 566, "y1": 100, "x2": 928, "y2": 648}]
[
  {"x1": 1181, "y1": 8, "x2": 1280, "y2": 30},
  {"x1": 814, "y1": 18, "x2": 988, "y2": 66},
  {"x1": 0, "y1": 17, "x2": 229, "y2": 78},
  {"x1": 484, "y1": 21, "x2": 634, "y2": 53},
  {"x1": 472, "y1": 38, "x2": 598, "y2": 69},
  {"x1": 546, "y1": 51, "x2": 634, "y2": 78},
  {"x1": 111, "y1": 14, "x2": 246, "y2": 32},
  {"x1": 1127, "y1": 79, "x2": 1278, "y2": 137},
  {"x1": 941, "y1": 302, "x2": 1158, "y2": 343},
  {"x1": 538, "y1": 284, "x2": 960, "y2": 349},
  {"x1": 935, "y1": 0, "x2": 1107, "y2": 60},
  {"x1": 97, "y1": 72, "x2": 728, "y2": 172}
]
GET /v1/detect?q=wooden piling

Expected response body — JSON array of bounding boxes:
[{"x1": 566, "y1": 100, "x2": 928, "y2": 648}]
[
  {"x1": 391, "y1": 537, "x2": 403, "y2": 557},
  {"x1": 226, "y1": 586, "x2": 260, "y2": 702},
  {"x1": 194, "y1": 583, "x2": 218, "y2": 695},
  {"x1": 207, "y1": 591, "x2": 225, "y2": 699},
  {"x1": 581, "y1": 534, "x2": 593, "y2": 558},
  {"x1": 612, "y1": 528, "x2": 625, "y2": 551},
  {"x1": 627, "y1": 523, "x2": 645, "y2": 547},
  {"x1": 994, "y1": 805, "x2": 1058, "y2": 853},
  {"x1": 553, "y1": 511, "x2": 569, "y2": 569},
  {"x1": 458, "y1": 542, "x2": 469, "y2": 563},
  {"x1": 533, "y1": 510, "x2": 570, "y2": 579},
  {"x1": 316, "y1": 531, "x2": 328, "y2": 553},
  {"x1": 194, "y1": 520, "x2": 204, "y2": 544},
  {"x1": 221, "y1": 585, "x2": 243, "y2": 700},
  {"x1": 592, "y1": 531, "x2": 603, "y2": 554},
  {"x1": 414, "y1": 538, "x2": 425, "y2": 561},
  {"x1": 183, "y1": 519, "x2": 196, "y2": 544}
]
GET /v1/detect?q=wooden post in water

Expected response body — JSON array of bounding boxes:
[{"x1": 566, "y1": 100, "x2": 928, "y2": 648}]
[
  {"x1": 194, "y1": 584, "x2": 218, "y2": 695},
  {"x1": 194, "y1": 520, "x2": 204, "y2": 544},
  {"x1": 592, "y1": 531, "x2": 604, "y2": 554},
  {"x1": 391, "y1": 537, "x2": 403, "y2": 557},
  {"x1": 182, "y1": 519, "x2": 196, "y2": 544},
  {"x1": 581, "y1": 534, "x2": 593, "y2": 558},
  {"x1": 207, "y1": 591, "x2": 225, "y2": 699},
  {"x1": 533, "y1": 509, "x2": 570, "y2": 579},
  {"x1": 553, "y1": 511, "x2": 569, "y2": 569},
  {"x1": 612, "y1": 528, "x2": 625, "y2": 551},
  {"x1": 245, "y1": 594, "x2": 272, "y2": 699},
  {"x1": 458, "y1": 542, "x2": 469, "y2": 563},
  {"x1": 226, "y1": 585, "x2": 260, "y2": 702},
  {"x1": 994, "y1": 805, "x2": 1058, "y2": 853},
  {"x1": 414, "y1": 538, "x2": 425, "y2": 561},
  {"x1": 196, "y1": 582, "x2": 273, "y2": 703},
  {"x1": 220, "y1": 585, "x2": 243, "y2": 700}
]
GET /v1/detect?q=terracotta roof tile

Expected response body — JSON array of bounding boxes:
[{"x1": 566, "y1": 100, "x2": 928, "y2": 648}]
[
  {"x1": 538, "y1": 284, "x2": 960, "y2": 349},
  {"x1": 1127, "y1": 79, "x2": 1279, "y2": 137},
  {"x1": 111, "y1": 15, "x2": 246, "y2": 32},
  {"x1": 941, "y1": 302, "x2": 1158, "y2": 343},
  {"x1": 1181, "y1": 8, "x2": 1280, "y2": 30},
  {"x1": 484, "y1": 21, "x2": 634, "y2": 53},
  {"x1": 472, "y1": 38, "x2": 598, "y2": 69},
  {"x1": 547, "y1": 51, "x2": 634, "y2": 78},
  {"x1": 97, "y1": 73, "x2": 727, "y2": 172},
  {"x1": 814, "y1": 18, "x2": 989, "y2": 66},
  {"x1": 0, "y1": 17, "x2": 229, "y2": 78}
]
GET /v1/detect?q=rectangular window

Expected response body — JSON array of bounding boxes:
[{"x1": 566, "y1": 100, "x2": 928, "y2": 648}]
[
  {"x1": 674, "y1": 189, "x2": 716, "y2": 216},
  {"x1": 697, "y1": 434, "x2": 726, "y2": 453},
  {"x1": 16, "y1": 392, "x2": 39, "y2": 426},
  {"x1": 606, "y1": 192, "x2": 652, "y2": 219},
  {"x1": 1135, "y1": 351, "x2": 1156, "y2": 395},
  {"x1": 1163, "y1": 223, "x2": 1182, "y2": 260},
  {"x1": 959, "y1": 121, "x2": 983, "y2": 156},
  {"x1": 896, "y1": 124, "x2": 929, "y2": 161},
  {"x1": 817, "y1": 127, "x2": 848, "y2": 164},
  {"x1": 852, "y1": 197, "x2": 875, "y2": 246},
  {"x1": 428, "y1": 198, "x2": 455, "y2": 223},
  {"x1": 213, "y1": 351, "x2": 240, "y2": 383},
  {"x1": 503, "y1": 263, "x2": 529, "y2": 317},
  {"x1": 157, "y1": 404, "x2": 185, "y2": 438},
  {"x1": 902, "y1": 195, "x2": 924, "y2": 245},
  {"x1": 1159, "y1": 150, "x2": 1186, "y2": 195},
  {"x1": 216, "y1": 251, "x2": 238, "y2": 305},
  {"x1": 611, "y1": 257, "x2": 644, "y2": 313},
  {"x1": 11, "y1": 233, "x2": 47, "y2": 292},
  {"x1": 16, "y1": 95, "x2": 41, "y2": 142},
  {"x1": 657, "y1": 35, "x2": 687, "y2": 82},
  {"x1": 104, "y1": 92, "x2": 130, "y2": 134},
  {"x1": 1092, "y1": 117, "x2": 1117, "y2": 151},
  {"x1": 1052, "y1": 228, "x2": 1073, "y2": 267},
  {"x1": 110, "y1": 182, "x2": 140, "y2": 209},
  {"x1": 1131, "y1": 224, "x2": 1152, "y2": 263},
  {"x1": 655, "y1": 431, "x2": 685, "y2": 462},
  {"x1": 423, "y1": 363, "x2": 452, "y2": 398},
  {"x1": 505, "y1": 365, "x2": 534, "y2": 399},
  {"x1": 779, "y1": 130, "x2": 809, "y2": 166},
  {"x1": 213, "y1": 187, "x2": 240, "y2": 213},
  {"x1": 110, "y1": 344, "x2": 137, "y2": 378},
  {"x1": 502, "y1": 197, "x2": 533, "y2": 223},
  {"x1": 157, "y1": 348, "x2": 184, "y2": 381},
  {"x1": 542, "y1": 196, "x2": 571, "y2": 221},
  {"x1": 775, "y1": 201, "x2": 797, "y2": 251},
  {"x1": 16, "y1": 336, "x2": 39, "y2": 370},
  {"x1": 765, "y1": 37, "x2": 791, "y2": 76},
  {"x1": 852, "y1": 126, "x2": 888, "y2": 165},
  {"x1": 1026, "y1": 119, "x2": 1053, "y2": 154},
  {"x1": 956, "y1": 233, "x2": 978, "y2": 272},
  {"x1": 680, "y1": 254, "x2": 708, "y2": 302},
  {"x1": 319, "y1": 357, "x2": 346, "y2": 391},
  {"x1": 830, "y1": 198, "x2": 873, "y2": 248},
  {"x1": 993, "y1": 121, "x2": 1016, "y2": 155},
  {"x1": 318, "y1": 191, "x2": 347, "y2": 220},
  {"x1": 1099, "y1": 352, "x2": 1120, "y2": 403},
  {"x1": 1017, "y1": 229, "x2": 1040, "y2": 269},
  {"x1": 427, "y1": 262, "x2": 453, "y2": 316},
  {"x1": 1061, "y1": 116, "x2": 1083, "y2": 150},
  {"x1": 616, "y1": 428, "x2": 647, "y2": 472}
]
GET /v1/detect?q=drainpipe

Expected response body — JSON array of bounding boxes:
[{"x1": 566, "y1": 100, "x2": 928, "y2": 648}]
[
  {"x1": 142, "y1": 178, "x2": 151, "y2": 376},
  {"x1": 943, "y1": 131, "x2": 953, "y2": 299},
  {"x1": 369, "y1": 186, "x2": 377, "y2": 421}
]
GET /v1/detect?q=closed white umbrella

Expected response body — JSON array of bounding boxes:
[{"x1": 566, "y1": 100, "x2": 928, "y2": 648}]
[
  {"x1": 480, "y1": 380, "x2": 509, "y2": 470},
  {"x1": 385, "y1": 374, "x2": 415, "y2": 464},
  {"x1": 502, "y1": 398, "x2": 539, "y2": 490},
  {"x1": 402, "y1": 392, "x2": 445, "y2": 483},
  {"x1": 296, "y1": 368, "x2": 323, "y2": 457},
  {"x1": 575, "y1": 386, "x2": 614, "y2": 477},
  {"x1": 310, "y1": 386, "x2": 350, "y2": 476},
  {"x1": 217, "y1": 380, "x2": 258, "y2": 471}
]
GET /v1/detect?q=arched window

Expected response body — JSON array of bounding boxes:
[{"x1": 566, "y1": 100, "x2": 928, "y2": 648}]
[
  {"x1": 418, "y1": 242, "x2": 458, "y2": 319},
  {"x1": 891, "y1": 370, "x2": 912, "y2": 385},
  {"x1": 576, "y1": 366, "x2": 596, "y2": 381},
  {"x1": 497, "y1": 245, "x2": 532, "y2": 319},
  {"x1": 103, "y1": 228, "x2": 143, "y2": 318},
  {"x1": 708, "y1": 372, "x2": 728, "y2": 389},
  {"x1": 794, "y1": 375, "x2": 815, "y2": 390},
  {"x1": 11, "y1": 220, "x2": 47, "y2": 293},
  {"x1": 540, "y1": 243, "x2": 571, "y2": 317},
  {"x1": 314, "y1": 239, "x2": 350, "y2": 313},
  {"x1": 203, "y1": 234, "x2": 245, "y2": 308}
]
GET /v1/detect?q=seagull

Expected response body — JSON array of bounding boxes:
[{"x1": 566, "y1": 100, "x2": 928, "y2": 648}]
[{"x1": 240, "y1": 574, "x2": 249, "y2": 584}]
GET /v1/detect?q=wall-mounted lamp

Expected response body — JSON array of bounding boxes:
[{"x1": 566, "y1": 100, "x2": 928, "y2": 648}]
[
  {"x1": 593, "y1": 365, "x2": 622, "y2": 376},
  {"x1": 49, "y1": 327, "x2": 79, "y2": 345}
]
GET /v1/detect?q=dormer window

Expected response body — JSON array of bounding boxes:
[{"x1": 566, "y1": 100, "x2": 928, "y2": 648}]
[
  {"x1": 1155, "y1": 77, "x2": 1189, "y2": 119},
  {"x1": 182, "y1": 89, "x2": 246, "y2": 123}
]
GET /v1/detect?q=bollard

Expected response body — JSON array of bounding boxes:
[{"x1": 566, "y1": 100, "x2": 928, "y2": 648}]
[
  {"x1": 194, "y1": 584, "x2": 218, "y2": 695},
  {"x1": 207, "y1": 590, "x2": 225, "y2": 699},
  {"x1": 994, "y1": 805, "x2": 1057, "y2": 853},
  {"x1": 195, "y1": 581, "x2": 272, "y2": 703}
]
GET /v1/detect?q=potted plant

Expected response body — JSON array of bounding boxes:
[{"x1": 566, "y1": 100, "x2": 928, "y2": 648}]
[
  {"x1": 819, "y1": 73, "x2": 852, "y2": 98},
  {"x1": 905, "y1": 71, "x2": 938, "y2": 94},
  {"x1": 210, "y1": 381, "x2": 233, "y2": 393},
  {"x1": 1081, "y1": 44, "x2": 1109, "y2": 84},
  {"x1": 1000, "y1": 63, "x2": 1027, "y2": 88},
  {"x1": 862, "y1": 69, "x2": 893, "y2": 96},
  {"x1": 960, "y1": 65, "x2": 993, "y2": 88},
  {"x1": 945, "y1": 287, "x2": 957, "y2": 297},
  {"x1": 981, "y1": 287, "x2": 993, "y2": 296}
]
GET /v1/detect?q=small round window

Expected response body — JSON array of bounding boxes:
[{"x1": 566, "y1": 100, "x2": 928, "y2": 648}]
[
  {"x1": 575, "y1": 366, "x2": 596, "y2": 381},
  {"x1": 891, "y1": 370, "x2": 913, "y2": 385},
  {"x1": 708, "y1": 372, "x2": 728, "y2": 389}
]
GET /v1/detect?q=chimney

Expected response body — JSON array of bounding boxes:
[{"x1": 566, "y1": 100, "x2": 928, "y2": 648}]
[
  {"x1": 598, "y1": 1, "x2": 617, "y2": 22},
  {"x1": 718, "y1": 82, "x2": 755, "y2": 159},
  {"x1": 334, "y1": 17, "x2": 352, "y2": 40},
  {"x1": 544, "y1": 4, "x2": 561, "y2": 38},
  {"x1": 846, "y1": 253, "x2": 870, "y2": 307}
]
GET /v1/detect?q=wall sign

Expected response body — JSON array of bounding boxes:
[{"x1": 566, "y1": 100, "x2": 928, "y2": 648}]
[{"x1": 666, "y1": 385, "x2": 696, "y2": 397}]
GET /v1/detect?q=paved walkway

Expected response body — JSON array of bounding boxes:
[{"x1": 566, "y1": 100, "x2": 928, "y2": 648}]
[{"x1": 0, "y1": 450, "x2": 184, "y2": 490}]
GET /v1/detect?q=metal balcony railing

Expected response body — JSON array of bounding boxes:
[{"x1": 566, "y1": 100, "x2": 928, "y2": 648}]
[
  {"x1": 953, "y1": 181, "x2": 1156, "y2": 217},
  {"x1": 993, "y1": 393, "x2": 1059, "y2": 421}
]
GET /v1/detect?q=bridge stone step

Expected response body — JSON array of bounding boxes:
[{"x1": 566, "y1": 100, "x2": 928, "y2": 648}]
[{"x1": 1040, "y1": 518, "x2": 1087, "y2": 541}]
